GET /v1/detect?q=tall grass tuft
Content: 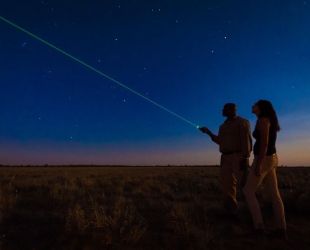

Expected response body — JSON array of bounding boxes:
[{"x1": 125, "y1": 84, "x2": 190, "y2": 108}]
[
  {"x1": 65, "y1": 203, "x2": 90, "y2": 235},
  {"x1": 90, "y1": 196, "x2": 148, "y2": 248},
  {"x1": 167, "y1": 202, "x2": 214, "y2": 249},
  {"x1": 0, "y1": 210, "x2": 4, "y2": 250},
  {"x1": 0, "y1": 182, "x2": 18, "y2": 249}
]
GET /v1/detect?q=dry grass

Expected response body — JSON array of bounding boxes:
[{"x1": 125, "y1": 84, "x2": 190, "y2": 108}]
[{"x1": 0, "y1": 166, "x2": 309, "y2": 249}]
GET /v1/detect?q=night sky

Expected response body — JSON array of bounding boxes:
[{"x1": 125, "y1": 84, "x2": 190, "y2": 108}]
[{"x1": 1, "y1": 1, "x2": 309, "y2": 166}]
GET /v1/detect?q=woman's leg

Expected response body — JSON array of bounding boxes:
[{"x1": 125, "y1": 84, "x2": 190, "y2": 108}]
[
  {"x1": 243, "y1": 158, "x2": 265, "y2": 229},
  {"x1": 243, "y1": 156, "x2": 277, "y2": 229},
  {"x1": 263, "y1": 155, "x2": 286, "y2": 229}
]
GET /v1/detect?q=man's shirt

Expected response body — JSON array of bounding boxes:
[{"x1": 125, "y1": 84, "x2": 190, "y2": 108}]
[{"x1": 218, "y1": 116, "x2": 252, "y2": 158}]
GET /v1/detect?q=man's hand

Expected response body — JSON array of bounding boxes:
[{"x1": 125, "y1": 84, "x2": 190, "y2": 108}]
[
  {"x1": 200, "y1": 127, "x2": 218, "y2": 144},
  {"x1": 239, "y1": 157, "x2": 249, "y2": 170},
  {"x1": 199, "y1": 127, "x2": 210, "y2": 134}
]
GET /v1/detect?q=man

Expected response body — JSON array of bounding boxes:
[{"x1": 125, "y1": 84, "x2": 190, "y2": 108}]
[{"x1": 199, "y1": 103, "x2": 252, "y2": 215}]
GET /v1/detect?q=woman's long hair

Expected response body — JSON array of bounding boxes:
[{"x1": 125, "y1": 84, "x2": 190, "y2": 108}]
[{"x1": 256, "y1": 100, "x2": 281, "y2": 132}]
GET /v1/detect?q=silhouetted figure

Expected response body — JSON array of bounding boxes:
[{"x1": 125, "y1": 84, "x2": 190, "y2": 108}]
[
  {"x1": 200, "y1": 103, "x2": 252, "y2": 215},
  {"x1": 243, "y1": 100, "x2": 287, "y2": 240}
]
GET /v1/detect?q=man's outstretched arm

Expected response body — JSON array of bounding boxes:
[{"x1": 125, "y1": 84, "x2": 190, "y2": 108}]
[{"x1": 199, "y1": 127, "x2": 220, "y2": 145}]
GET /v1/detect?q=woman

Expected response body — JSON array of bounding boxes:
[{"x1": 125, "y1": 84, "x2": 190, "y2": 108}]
[{"x1": 243, "y1": 100, "x2": 287, "y2": 240}]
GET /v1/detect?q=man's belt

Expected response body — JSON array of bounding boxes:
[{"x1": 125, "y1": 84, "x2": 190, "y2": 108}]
[{"x1": 221, "y1": 150, "x2": 242, "y2": 155}]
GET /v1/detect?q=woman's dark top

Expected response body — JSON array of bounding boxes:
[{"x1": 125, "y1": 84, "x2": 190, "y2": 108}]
[{"x1": 253, "y1": 120, "x2": 277, "y2": 155}]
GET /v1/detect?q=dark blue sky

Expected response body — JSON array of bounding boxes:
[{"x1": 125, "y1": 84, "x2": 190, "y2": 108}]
[{"x1": 1, "y1": 0, "x2": 309, "y2": 166}]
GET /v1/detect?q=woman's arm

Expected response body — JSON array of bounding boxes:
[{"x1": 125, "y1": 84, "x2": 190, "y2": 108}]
[{"x1": 255, "y1": 117, "x2": 270, "y2": 176}]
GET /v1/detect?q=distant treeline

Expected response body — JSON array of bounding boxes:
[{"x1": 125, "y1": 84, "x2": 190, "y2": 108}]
[
  {"x1": 0, "y1": 164, "x2": 308, "y2": 168},
  {"x1": 0, "y1": 164, "x2": 219, "y2": 168}
]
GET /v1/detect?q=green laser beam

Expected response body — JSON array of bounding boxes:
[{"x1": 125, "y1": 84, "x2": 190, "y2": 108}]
[{"x1": 0, "y1": 15, "x2": 200, "y2": 129}]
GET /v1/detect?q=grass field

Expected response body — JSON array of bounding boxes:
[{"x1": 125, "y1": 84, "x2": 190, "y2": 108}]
[{"x1": 0, "y1": 166, "x2": 309, "y2": 249}]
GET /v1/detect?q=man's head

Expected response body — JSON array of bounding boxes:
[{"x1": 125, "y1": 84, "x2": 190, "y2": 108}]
[{"x1": 222, "y1": 103, "x2": 237, "y2": 117}]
